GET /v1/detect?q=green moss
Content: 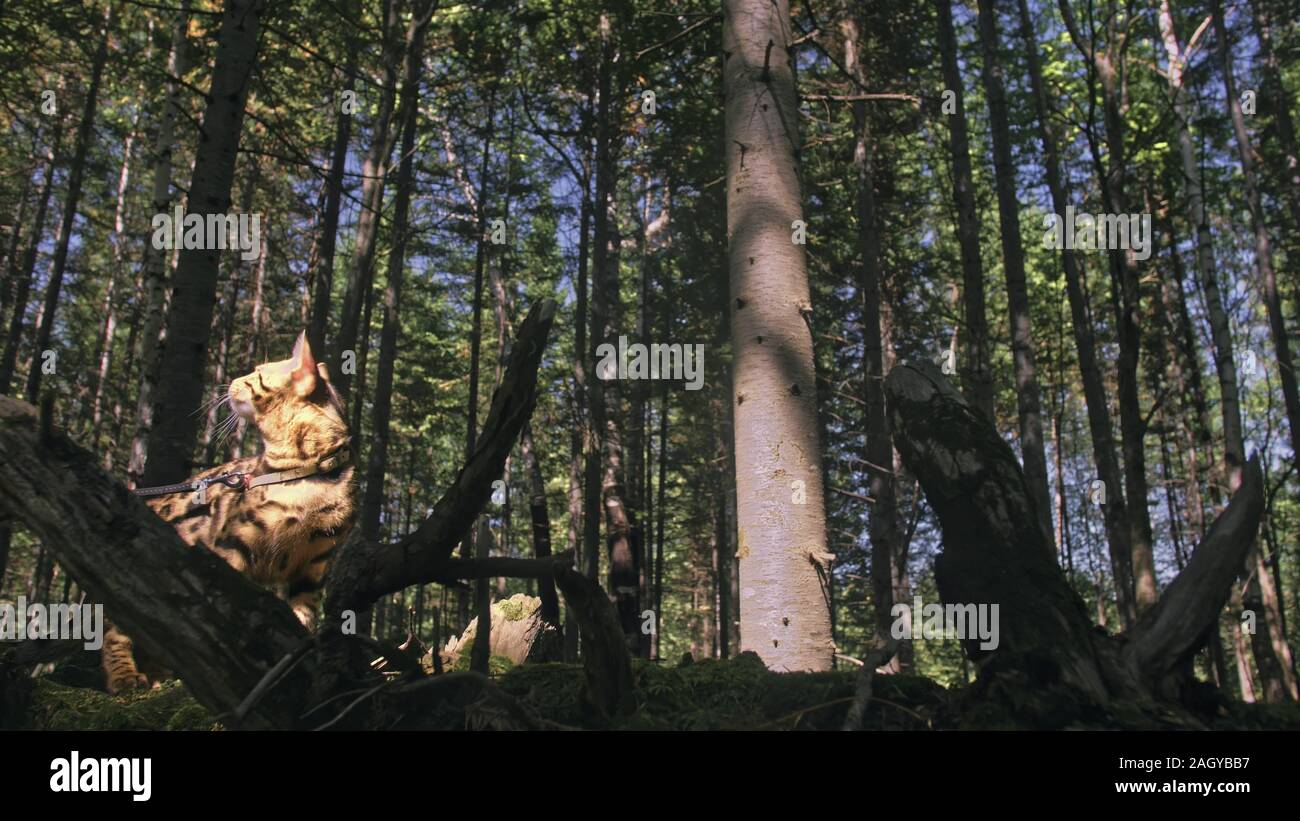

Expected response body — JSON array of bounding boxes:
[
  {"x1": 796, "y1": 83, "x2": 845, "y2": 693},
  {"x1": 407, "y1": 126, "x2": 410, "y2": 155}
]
[
  {"x1": 447, "y1": 638, "x2": 518, "y2": 676},
  {"x1": 26, "y1": 679, "x2": 218, "y2": 731},
  {"x1": 497, "y1": 651, "x2": 947, "y2": 730},
  {"x1": 497, "y1": 595, "x2": 531, "y2": 622}
]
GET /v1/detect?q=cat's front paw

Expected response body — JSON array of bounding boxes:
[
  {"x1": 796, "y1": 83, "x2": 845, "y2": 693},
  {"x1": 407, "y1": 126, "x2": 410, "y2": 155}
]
[
  {"x1": 106, "y1": 671, "x2": 149, "y2": 695},
  {"x1": 292, "y1": 604, "x2": 319, "y2": 632}
]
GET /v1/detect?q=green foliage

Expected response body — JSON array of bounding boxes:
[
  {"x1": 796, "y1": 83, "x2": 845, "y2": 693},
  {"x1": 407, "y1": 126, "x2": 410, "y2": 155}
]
[{"x1": 25, "y1": 680, "x2": 216, "y2": 731}]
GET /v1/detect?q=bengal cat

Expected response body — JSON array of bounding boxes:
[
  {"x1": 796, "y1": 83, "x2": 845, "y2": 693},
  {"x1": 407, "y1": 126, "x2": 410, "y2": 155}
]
[{"x1": 102, "y1": 332, "x2": 356, "y2": 694}]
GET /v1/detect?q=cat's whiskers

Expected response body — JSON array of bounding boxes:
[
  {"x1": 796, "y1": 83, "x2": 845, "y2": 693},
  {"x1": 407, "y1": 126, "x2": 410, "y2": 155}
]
[
  {"x1": 194, "y1": 385, "x2": 233, "y2": 417},
  {"x1": 211, "y1": 397, "x2": 243, "y2": 452}
]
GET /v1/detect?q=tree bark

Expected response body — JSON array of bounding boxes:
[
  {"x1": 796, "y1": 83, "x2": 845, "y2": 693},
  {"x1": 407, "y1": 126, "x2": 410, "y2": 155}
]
[
  {"x1": 723, "y1": 0, "x2": 832, "y2": 671},
  {"x1": 360, "y1": 0, "x2": 432, "y2": 548},
  {"x1": 127, "y1": 0, "x2": 189, "y2": 486},
  {"x1": 26, "y1": 4, "x2": 114, "y2": 402},
  {"x1": 520, "y1": 422, "x2": 559, "y2": 627},
  {"x1": 840, "y1": 13, "x2": 902, "y2": 654},
  {"x1": 306, "y1": 0, "x2": 359, "y2": 355},
  {"x1": 1056, "y1": 0, "x2": 1157, "y2": 620},
  {"x1": 975, "y1": 0, "x2": 1053, "y2": 553},
  {"x1": 140, "y1": 0, "x2": 265, "y2": 487},
  {"x1": 934, "y1": 0, "x2": 994, "y2": 420},
  {"x1": 330, "y1": 0, "x2": 401, "y2": 403},
  {"x1": 885, "y1": 362, "x2": 1264, "y2": 709},
  {"x1": 1211, "y1": 0, "x2": 1300, "y2": 482}
]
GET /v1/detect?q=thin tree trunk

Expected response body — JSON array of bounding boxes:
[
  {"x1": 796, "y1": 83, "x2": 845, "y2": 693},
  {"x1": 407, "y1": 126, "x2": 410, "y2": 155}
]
[
  {"x1": 840, "y1": 13, "x2": 902, "y2": 657},
  {"x1": 1017, "y1": 0, "x2": 1135, "y2": 626},
  {"x1": 361, "y1": 0, "x2": 431, "y2": 552},
  {"x1": 0, "y1": 152, "x2": 37, "y2": 330},
  {"x1": 331, "y1": 0, "x2": 401, "y2": 404},
  {"x1": 1158, "y1": 0, "x2": 1247, "y2": 491},
  {"x1": 1247, "y1": 0, "x2": 1300, "y2": 263},
  {"x1": 1211, "y1": 0, "x2": 1300, "y2": 479},
  {"x1": 935, "y1": 0, "x2": 994, "y2": 420},
  {"x1": 0, "y1": 112, "x2": 64, "y2": 394},
  {"x1": 127, "y1": 0, "x2": 189, "y2": 485},
  {"x1": 89, "y1": 119, "x2": 138, "y2": 452},
  {"x1": 975, "y1": 0, "x2": 1054, "y2": 552},
  {"x1": 520, "y1": 422, "x2": 559, "y2": 626},
  {"x1": 462, "y1": 84, "x2": 498, "y2": 668},
  {"x1": 140, "y1": 0, "x2": 265, "y2": 487},
  {"x1": 565, "y1": 154, "x2": 592, "y2": 659},
  {"x1": 26, "y1": 4, "x2": 115, "y2": 402},
  {"x1": 307, "y1": 3, "x2": 359, "y2": 354},
  {"x1": 586, "y1": 13, "x2": 640, "y2": 648},
  {"x1": 1056, "y1": 0, "x2": 1158, "y2": 620},
  {"x1": 654, "y1": 379, "x2": 668, "y2": 660}
]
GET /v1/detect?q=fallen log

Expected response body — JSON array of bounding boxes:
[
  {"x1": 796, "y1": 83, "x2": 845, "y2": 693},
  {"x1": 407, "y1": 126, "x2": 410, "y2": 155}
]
[
  {"x1": 884, "y1": 360, "x2": 1263, "y2": 709},
  {"x1": 0, "y1": 299, "x2": 562, "y2": 729},
  {"x1": 324, "y1": 299, "x2": 558, "y2": 616},
  {"x1": 0, "y1": 396, "x2": 311, "y2": 728}
]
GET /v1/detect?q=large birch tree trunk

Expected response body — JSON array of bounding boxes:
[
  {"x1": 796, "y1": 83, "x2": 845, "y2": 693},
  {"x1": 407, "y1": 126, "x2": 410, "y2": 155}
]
[{"x1": 723, "y1": 0, "x2": 832, "y2": 672}]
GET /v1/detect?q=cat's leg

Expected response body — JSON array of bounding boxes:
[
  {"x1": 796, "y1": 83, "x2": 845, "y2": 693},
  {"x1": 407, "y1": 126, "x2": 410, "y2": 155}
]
[
  {"x1": 285, "y1": 561, "x2": 327, "y2": 631},
  {"x1": 282, "y1": 533, "x2": 339, "y2": 630},
  {"x1": 101, "y1": 618, "x2": 148, "y2": 694}
]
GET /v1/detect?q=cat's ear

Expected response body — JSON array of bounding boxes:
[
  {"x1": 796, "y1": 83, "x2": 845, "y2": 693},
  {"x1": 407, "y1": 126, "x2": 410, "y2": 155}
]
[{"x1": 291, "y1": 331, "x2": 317, "y2": 396}]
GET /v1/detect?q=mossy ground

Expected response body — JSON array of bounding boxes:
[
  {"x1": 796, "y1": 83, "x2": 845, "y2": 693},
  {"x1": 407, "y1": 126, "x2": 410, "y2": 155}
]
[
  {"x1": 497, "y1": 652, "x2": 946, "y2": 730},
  {"x1": 13, "y1": 650, "x2": 1300, "y2": 730},
  {"x1": 24, "y1": 679, "x2": 217, "y2": 731}
]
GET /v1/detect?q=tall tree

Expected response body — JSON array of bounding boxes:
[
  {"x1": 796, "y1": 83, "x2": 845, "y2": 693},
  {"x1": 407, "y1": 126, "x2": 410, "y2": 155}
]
[
  {"x1": 1015, "y1": 0, "x2": 1135, "y2": 624},
  {"x1": 140, "y1": 0, "x2": 266, "y2": 487},
  {"x1": 306, "y1": 1, "x2": 359, "y2": 354},
  {"x1": 1157, "y1": 0, "x2": 1245, "y2": 492},
  {"x1": 839, "y1": 12, "x2": 902, "y2": 659},
  {"x1": 975, "y1": 0, "x2": 1054, "y2": 553},
  {"x1": 359, "y1": 0, "x2": 432, "y2": 548},
  {"x1": 1210, "y1": 0, "x2": 1300, "y2": 470},
  {"x1": 935, "y1": 0, "x2": 994, "y2": 421},
  {"x1": 589, "y1": 9, "x2": 640, "y2": 649},
  {"x1": 127, "y1": 0, "x2": 190, "y2": 485},
  {"x1": 330, "y1": 0, "x2": 402, "y2": 404},
  {"x1": 724, "y1": 0, "x2": 833, "y2": 671},
  {"x1": 1211, "y1": 0, "x2": 1300, "y2": 702},
  {"x1": 26, "y1": 3, "x2": 115, "y2": 402},
  {"x1": 1057, "y1": 0, "x2": 1157, "y2": 618}
]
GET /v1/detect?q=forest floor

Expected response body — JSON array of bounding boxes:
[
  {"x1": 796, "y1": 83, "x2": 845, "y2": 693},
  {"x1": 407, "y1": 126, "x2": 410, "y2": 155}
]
[{"x1": 9, "y1": 648, "x2": 1300, "y2": 731}]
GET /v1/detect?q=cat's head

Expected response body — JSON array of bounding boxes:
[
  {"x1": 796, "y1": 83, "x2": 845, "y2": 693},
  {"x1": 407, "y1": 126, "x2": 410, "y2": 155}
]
[{"x1": 229, "y1": 332, "x2": 348, "y2": 448}]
